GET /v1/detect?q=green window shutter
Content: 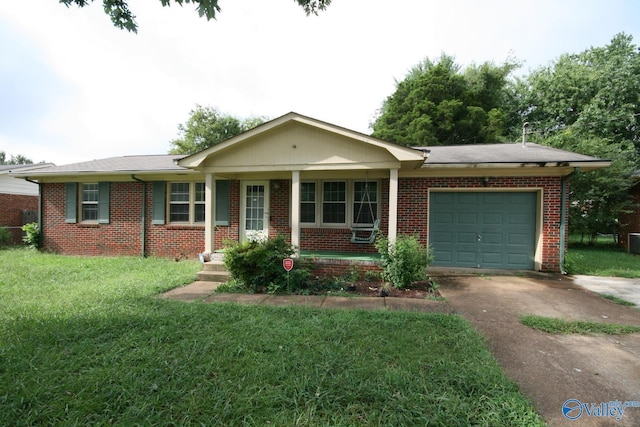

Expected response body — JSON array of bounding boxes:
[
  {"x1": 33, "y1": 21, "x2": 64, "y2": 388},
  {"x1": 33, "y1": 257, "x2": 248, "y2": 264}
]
[
  {"x1": 98, "y1": 182, "x2": 110, "y2": 224},
  {"x1": 215, "y1": 180, "x2": 230, "y2": 226},
  {"x1": 65, "y1": 183, "x2": 77, "y2": 223},
  {"x1": 152, "y1": 181, "x2": 166, "y2": 225}
]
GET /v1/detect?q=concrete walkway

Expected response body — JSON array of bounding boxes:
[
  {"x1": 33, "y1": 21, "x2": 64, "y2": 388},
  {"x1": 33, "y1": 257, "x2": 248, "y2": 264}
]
[
  {"x1": 159, "y1": 281, "x2": 453, "y2": 313},
  {"x1": 572, "y1": 275, "x2": 640, "y2": 306}
]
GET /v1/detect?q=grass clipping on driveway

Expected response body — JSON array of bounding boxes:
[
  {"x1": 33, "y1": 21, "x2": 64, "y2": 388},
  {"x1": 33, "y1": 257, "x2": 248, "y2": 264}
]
[
  {"x1": 0, "y1": 249, "x2": 544, "y2": 426},
  {"x1": 522, "y1": 315, "x2": 640, "y2": 335}
]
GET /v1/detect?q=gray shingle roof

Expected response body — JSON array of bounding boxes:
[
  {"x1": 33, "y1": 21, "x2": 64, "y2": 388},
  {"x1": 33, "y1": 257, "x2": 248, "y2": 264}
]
[
  {"x1": 417, "y1": 143, "x2": 605, "y2": 165},
  {"x1": 11, "y1": 155, "x2": 186, "y2": 176}
]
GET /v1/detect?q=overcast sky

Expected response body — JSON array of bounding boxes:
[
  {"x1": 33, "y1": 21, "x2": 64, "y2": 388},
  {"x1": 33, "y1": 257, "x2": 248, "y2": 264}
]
[{"x1": 1, "y1": 0, "x2": 639, "y2": 165}]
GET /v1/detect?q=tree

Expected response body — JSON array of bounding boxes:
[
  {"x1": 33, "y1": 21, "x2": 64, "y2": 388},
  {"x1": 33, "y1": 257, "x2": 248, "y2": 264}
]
[
  {"x1": 168, "y1": 105, "x2": 267, "y2": 155},
  {"x1": 0, "y1": 151, "x2": 33, "y2": 165},
  {"x1": 371, "y1": 54, "x2": 519, "y2": 146},
  {"x1": 511, "y1": 33, "x2": 640, "y2": 242},
  {"x1": 60, "y1": 0, "x2": 332, "y2": 32}
]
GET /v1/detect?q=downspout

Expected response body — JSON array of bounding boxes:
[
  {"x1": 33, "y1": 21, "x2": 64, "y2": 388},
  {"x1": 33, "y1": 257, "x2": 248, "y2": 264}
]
[
  {"x1": 560, "y1": 168, "x2": 579, "y2": 274},
  {"x1": 25, "y1": 177, "x2": 42, "y2": 250},
  {"x1": 132, "y1": 175, "x2": 147, "y2": 257}
]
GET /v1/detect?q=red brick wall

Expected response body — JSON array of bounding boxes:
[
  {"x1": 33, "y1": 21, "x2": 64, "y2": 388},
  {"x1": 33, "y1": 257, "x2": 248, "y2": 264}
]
[
  {"x1": 42, "y1": 175, "x2": 566, "y2": 270},
  {"x1": 0, "y1": 193, "x2": 39, "y2": 244},
  {"x1": 41, "y1": 182, "x2": 204, "y2": 259},
  {"x1": 619, "y1": 182, "x2": 640, "y2": 249}
]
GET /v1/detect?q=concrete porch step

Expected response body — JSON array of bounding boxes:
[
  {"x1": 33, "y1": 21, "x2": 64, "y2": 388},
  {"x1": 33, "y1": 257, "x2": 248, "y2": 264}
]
[{"x1": 196, "y1": 260, "x2": 231, "y2": 282}]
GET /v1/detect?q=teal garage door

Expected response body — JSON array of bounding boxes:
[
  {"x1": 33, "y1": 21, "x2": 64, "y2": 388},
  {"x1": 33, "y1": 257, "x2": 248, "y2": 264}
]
[{"x1": 429, "y1": 192, "x2": 536, "y2": 269}]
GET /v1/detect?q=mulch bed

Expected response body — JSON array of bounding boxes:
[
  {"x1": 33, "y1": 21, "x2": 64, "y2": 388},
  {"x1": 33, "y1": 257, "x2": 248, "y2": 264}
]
[{"x1": 345, "y1": 279, "x2": 441, "y2": 299}]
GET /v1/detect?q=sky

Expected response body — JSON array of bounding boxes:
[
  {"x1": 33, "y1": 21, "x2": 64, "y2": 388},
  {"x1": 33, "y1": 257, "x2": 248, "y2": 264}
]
[{"x1": 1, "y1": 0, "x2": 639, "y2": 166}]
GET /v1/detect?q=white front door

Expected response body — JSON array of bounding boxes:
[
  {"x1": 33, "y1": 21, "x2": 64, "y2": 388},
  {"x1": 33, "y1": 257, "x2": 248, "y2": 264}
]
[{"x1": 241, "y1": 181, "x2": 269, "y2": 242}]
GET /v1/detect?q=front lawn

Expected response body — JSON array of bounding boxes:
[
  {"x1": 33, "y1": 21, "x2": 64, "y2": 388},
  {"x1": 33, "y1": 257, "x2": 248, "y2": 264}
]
[
  {"x1": 567, "y1": 235, "x2": 640, "y2": 278},
  {"x1": 0, "y1": 248, "x2": 544, "y2": 426}
]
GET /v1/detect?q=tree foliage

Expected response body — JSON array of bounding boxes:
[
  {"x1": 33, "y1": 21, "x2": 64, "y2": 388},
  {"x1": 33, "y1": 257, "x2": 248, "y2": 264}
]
[
  {"x1": 168, "y1": 105, "x2": 267, "y2": 155},
  {"x1": 0, "y1": 152, "x2": 33, "y2": 165},
  {"x1": 60, "y1": 0, "x2": 332, "y2": 32},
  {"x1": 511, "y1": 33, "x2": 640, "y2": 241},
  {"x1": 371, "y1": 54, "x2": 519, "y2": 146}
]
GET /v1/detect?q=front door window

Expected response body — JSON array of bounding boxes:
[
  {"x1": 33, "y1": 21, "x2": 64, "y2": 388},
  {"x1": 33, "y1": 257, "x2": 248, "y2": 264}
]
[{"x1": 242, "y1": 182, "x2": 269, "y2": 242}]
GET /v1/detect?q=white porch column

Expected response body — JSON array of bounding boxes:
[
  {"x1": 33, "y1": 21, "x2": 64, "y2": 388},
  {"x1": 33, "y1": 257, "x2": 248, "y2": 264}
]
[
  {"x1": 205, "y1": 173, "x2": 215, "y2": 253},
  {"x1": 388, "y1": 168, "x2": 399, "y2": 244},
  {"x1": 291, "y1": 171, "x2": 301, "y2": 256}
]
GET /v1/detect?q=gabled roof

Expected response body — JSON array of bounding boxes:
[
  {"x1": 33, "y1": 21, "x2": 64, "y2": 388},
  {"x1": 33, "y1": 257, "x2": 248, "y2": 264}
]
[
  {"x1": 418, "y1": 143, "x2": 609, "y2": 171},
  {"x1": 178, "y1": 112, "x2": 426, "y2": 169},
  {"x1": 10, "y1": 155, "x2": 186, "y2": 178}
]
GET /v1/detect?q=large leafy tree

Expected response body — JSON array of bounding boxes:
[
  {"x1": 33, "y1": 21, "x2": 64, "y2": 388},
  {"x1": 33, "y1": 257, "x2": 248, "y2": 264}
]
[
  {"x1": 371, "y1": 54, "x2": 519, "y2": 146},
  {"x1": 169, "y1": 105, "x2": 266, "y2": 155},
  {"x1": 511, "y1": 33, "x2": 640, "y2": 242},
  {"x1": 60, "y1": 0, "x2": 332, "y2": 32}
]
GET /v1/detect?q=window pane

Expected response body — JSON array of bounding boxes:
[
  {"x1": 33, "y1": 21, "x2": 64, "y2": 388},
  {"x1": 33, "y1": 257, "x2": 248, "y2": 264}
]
[
  {"x1": 170, "y1": 204, "x2": 189, "y2": 222},
  {"x1": 82, "y1": 204, "x2": 98, "y2": 221},
  {"x1": 82, "y1": 183, "x2": 99, "y2": 202},
  {"x1": 194, "y1": 204, "x2": 205, "y2": 222},
  {"x1": 323, "y1": 203, "x2": 345, "y2": 223},
  {"x1": 301, "y1": 182, "x2": 315, "y2": 202},
  {"x1": 301, "y1": 203, "x2": 315, "y2": 223},
  {"x1": 170, "y1": 182, "x2": 190, "y2": 202},
  {"x1": 353, "y1": 181, "x2": 378, "y2": 224},
  {"x1": 322, "y1": 181, "x2": 346, "y2": 224},
  {"x1": 323, "y1": 181, "x2": 345, "y2": 202},
  {"x1": 195, "y1": 182, "x2": 205, "y2": 202},
  {"x1": 353, "y1": 203, "x2": 377, "y2": 224},
  {"x1": 301, "y1": 182, "x2": 316, "y2": 223}
]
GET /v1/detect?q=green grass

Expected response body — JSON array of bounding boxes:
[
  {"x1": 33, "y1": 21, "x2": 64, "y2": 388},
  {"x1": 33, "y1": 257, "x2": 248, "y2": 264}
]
[
  {"x1": 567, "y1": 234, "x2": 640, "y2": 278},
  {"x1": 601, "y1": 294, "x2": 637, "y2": 306},
  {"x1": 0, "y1": 248, "x2": 544, "y2": 426},
  {"x1": 521, "y1": 315, "x2": 640, "y2": 335}
]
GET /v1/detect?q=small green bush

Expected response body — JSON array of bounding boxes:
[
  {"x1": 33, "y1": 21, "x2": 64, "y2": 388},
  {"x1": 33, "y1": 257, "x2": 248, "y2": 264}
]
[
  {"x1": 0, "y1": 227, "x2": 11, "y2": 246},
  {"x1": 223, "y1": 235, "x2": 310, "y2": 293},
  {"x1": 21, "y1": 222, "x2": 40, "y2": 249},
  {"x1": 375, "y1": 234, "x2": 433, "y2": 289}
]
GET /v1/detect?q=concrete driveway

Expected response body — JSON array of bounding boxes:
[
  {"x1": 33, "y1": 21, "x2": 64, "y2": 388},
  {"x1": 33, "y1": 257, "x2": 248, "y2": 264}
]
[
  {"x1": 572, "y1": 275, "x2": 640, "y2": 307},
  {"x1": 436, "y1": 273, "x2": 640, "y2": 427}
]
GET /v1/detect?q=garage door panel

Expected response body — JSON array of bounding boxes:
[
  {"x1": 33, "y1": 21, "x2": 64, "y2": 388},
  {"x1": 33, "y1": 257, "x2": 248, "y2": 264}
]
[
  {"x1": 456, "y1": 251, "x2": 478, "y2": 263},
  {"x1": 483, "y1": 213, "x2": 503, "y2": 224},
  {"x1": 482, "y1": 232, "x2": 503, "y2": 244},
  {"x1": 429, "y1": 192, "x2": 536, "y2": 269}
]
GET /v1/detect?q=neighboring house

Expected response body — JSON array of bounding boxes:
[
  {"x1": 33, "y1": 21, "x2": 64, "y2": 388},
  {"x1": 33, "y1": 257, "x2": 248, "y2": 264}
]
[
  {"x1": 619, "y1": 172, "x2": 640, "y2": 251},
  {"x1": 11, "y1": 113, "x2": 610, "y2": 271},
  {"x1": 0, "y1": 164, "x2": 50, "y2": 243}
]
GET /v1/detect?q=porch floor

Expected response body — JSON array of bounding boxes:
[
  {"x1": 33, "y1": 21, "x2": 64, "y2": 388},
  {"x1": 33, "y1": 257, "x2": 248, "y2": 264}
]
[{"x1": 300, "y1": 250, "x2": 380, "y2": 262}]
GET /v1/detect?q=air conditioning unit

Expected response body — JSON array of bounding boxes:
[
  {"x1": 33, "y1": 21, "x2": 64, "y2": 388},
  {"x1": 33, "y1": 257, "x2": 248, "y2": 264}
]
[{"x1": 629, "y1": 233, "x2": 640, "y2": 255}]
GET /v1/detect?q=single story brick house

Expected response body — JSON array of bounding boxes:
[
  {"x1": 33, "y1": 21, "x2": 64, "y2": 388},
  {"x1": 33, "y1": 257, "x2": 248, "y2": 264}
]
[
  {"x1": 12, "y1": 113, "x2": 610, "y2": 271},
  {"x1": 0, "y1": 164, "x2": 50, "y2": 243}
]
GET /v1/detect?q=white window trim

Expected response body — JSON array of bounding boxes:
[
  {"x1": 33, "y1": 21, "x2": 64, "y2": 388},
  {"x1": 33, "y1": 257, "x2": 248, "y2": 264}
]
[
  {"x1": 80, "y1": 182, "x2": 99, "y2": 223},
  {"x1": 168, "y1": 181, "x2": 206, "y2": 225},
  {"x1": 299, "y1": 179, "x2": 380, "y2": 228}
]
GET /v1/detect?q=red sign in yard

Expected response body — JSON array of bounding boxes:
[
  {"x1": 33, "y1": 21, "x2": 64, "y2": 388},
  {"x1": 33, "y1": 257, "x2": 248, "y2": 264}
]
[{"x1": 283, "y1": 258, "x2": 294, "y2": 272}]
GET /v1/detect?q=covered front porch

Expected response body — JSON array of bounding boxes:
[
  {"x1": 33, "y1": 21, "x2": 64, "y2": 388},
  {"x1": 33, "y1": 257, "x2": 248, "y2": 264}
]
[{"x1": 177, "y1": 113, "x2": 426, "y2": 255}]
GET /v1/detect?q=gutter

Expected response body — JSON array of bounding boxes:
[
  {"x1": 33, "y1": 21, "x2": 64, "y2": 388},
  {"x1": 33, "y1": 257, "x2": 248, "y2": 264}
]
[
  {"x1": 131, "y1": 175, "x2": 147, "y2": 258},
  {"x1": 560, "y1": 168, "x2": 579, "y2": 274},
  {"x1": 24, "y1": 177, "x2": 43, "y2": 250}
]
